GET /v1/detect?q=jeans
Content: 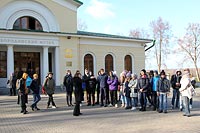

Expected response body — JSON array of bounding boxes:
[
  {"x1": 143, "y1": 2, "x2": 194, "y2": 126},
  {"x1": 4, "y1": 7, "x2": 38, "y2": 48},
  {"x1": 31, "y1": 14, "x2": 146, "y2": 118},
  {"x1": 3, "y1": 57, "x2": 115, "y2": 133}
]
[
  {"x1": 139, "y1": 92, "x2": 147, "y2": 108},
  {"x1": 171, "y1": 89, "x2": 180, "y2": 108},
  {"x1": 125, "y1": 96, "x2": 131, "y2": 107},
  {"x1": 159, "y1": 93, "x2": 168, "y2": 111},
  {"x1": 182, "y1": 96, "x2": 190, "y2": 115},
  {"x1": 100, "y1": 87, "x2": 108, "y2": 105},
  {"x1": 120, "y1": 94, "x2": 126, "y2": 105},
  {"x1": 32, "y1": 94, "x2": 41, "y2": 108},
  {"x1": 131, "y1": 97, "x2": 138, "y2": 107}
]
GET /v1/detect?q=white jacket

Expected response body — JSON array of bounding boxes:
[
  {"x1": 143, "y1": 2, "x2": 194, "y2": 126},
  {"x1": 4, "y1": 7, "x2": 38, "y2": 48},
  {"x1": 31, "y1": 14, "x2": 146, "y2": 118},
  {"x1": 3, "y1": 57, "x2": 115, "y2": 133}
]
[{"x1": 179, "y1": 74, "x2": 192, "y2": 99}]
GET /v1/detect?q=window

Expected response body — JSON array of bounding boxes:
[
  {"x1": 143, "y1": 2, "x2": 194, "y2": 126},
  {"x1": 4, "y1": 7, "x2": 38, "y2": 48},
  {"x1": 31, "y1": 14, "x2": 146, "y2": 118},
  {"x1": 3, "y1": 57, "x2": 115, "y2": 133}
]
[
  {"x1": 0, "y1": 51, "x2": 7, "y2": 78},
  {"x1": 105, "y1": 54, "x2": 113, "y2": 74},
  {"x1": 13, "y1": 16, "x2": 43, "y2": 31},
  {"x1": 84, "y1": 54, "x2": 94, "y2": 73},
  {"x1": 124, "y1": 55, "x2": 132, "y2": 72}
]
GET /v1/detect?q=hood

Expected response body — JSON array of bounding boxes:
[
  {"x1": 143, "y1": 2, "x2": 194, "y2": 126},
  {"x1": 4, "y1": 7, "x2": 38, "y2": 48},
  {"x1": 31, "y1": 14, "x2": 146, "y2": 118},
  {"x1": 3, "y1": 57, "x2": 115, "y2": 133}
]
[{"x1": 175, "y1": 69, "x2": 182, "y2": 75}]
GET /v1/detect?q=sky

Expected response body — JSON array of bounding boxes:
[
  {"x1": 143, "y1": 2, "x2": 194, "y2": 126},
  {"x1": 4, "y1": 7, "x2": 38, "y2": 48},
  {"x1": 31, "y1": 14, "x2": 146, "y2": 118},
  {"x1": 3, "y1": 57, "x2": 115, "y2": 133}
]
[{"x1": 77, "y1": 0, "x2": 200, "y2": 69}]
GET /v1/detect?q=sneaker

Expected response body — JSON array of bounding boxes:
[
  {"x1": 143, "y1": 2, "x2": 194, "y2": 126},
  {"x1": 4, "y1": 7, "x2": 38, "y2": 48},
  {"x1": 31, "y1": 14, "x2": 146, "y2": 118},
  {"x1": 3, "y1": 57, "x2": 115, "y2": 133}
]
[
  {"x1": 131, "y1": 107, "x2": 136, "y2": 111},
  {"x1": 115, "y1": 104, "x2": 118, "y2": 108},
  {"x1": 52, "y1": 106, "x2": 56, "y2": 109},
  {"x1": 108, "y1": 104, "x2": 113, "y2": 107},
  {"x1": 163, "y1": 111, "x2": 167, "y2": 113}
]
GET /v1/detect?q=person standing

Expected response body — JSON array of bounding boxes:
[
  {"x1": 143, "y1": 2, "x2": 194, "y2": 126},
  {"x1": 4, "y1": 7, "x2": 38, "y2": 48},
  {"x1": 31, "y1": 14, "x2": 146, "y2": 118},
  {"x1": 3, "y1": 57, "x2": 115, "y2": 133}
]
[
  {"x1": 137, "y1": 69, "x2": 149, "y2": 111},
  {"x1": 98, "y1": 69, "x2": 108, "y2": 107},
  {"x1": 73, "y1": 70, "x2": 83, "y2": 116},
  {"x1": 7, "y1": 73, "x2": 13, "y2": 96},
  {"x1": 82, "y1": 68, "x2": 91, "y2": 106},
  {"x1": 30, "y1": 74, "x2": 41, "y2": 111},
  {"x1": 88, "y1": 71, "x2": 96, "y2": 106},
  {"x1": 128, "y1": 74, "x2": 138, "y2": 111},
  {"x1": 124, "y1": 74, "x2": 131, "y2": 109},
  {"x1": 157, "y1": 70, "x2": 170, "y2": 113},
  {"x1": 19, "y1": 73, "x2": 29, "y2": 114},
  {"x1": 63, "y1": 70, "x2": 73, "y2": 106},
  {"x1": 151, "y1": 70, "x2": 160, "y2": 111},
  {"x1": 179, "y1": 68, "x2": 193, "y2": 117},
  {"x1": 171, "y1": 70, "x2": 182, "y2": 109},
  {"x1": 107, "y1": 71, "x2": 118, "y2": 107},
  {"x1": 43, "y1": 72, "x2": 56, "y2": 109},
  {"x1": 95, "y1": 71, "x2": 101, "y2": 105}
]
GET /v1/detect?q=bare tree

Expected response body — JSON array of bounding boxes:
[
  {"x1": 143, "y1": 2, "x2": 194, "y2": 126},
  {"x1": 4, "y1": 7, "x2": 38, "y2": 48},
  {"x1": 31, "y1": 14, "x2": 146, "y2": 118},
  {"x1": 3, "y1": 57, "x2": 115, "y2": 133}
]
[
  {"x1": 129, "y1": 28, "x2": 155, "y2": 70},
  {"x1": 77, "y1": 18, "x2": 88, "y2": 31},
  {"x1": 149, "y1": 17, "x2": 171, "y2": 73},
  {"x1": 178, "y1": 23, "x2": 200, "y2": 81}
]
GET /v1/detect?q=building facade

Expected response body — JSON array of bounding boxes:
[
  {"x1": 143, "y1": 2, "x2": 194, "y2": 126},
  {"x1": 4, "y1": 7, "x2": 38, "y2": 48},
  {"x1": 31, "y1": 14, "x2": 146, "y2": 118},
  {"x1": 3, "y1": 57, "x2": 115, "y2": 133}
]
[{"x1": 0, "y1": 0, "x2": 152, "y2": 88}]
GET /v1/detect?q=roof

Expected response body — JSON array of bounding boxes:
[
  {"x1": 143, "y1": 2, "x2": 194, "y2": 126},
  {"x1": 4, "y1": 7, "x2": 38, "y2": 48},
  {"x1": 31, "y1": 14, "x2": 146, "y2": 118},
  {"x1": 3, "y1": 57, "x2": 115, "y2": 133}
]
[
  {"x1": 0, "y1": 28, "x2": 153, "y2": 43},
  {"x1": 73, "y1": 0, "x2": 83, "y2": 5},
  {"x1": 77, "y1": 31, "x2": 153, "y2": 42}
]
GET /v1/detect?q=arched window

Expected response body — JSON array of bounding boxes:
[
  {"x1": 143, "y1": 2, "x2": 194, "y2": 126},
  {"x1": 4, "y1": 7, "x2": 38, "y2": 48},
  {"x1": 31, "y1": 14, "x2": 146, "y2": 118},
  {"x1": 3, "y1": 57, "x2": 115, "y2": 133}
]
[
  {"x1": 105, "y1": 54, "x2": 113, "y2": 74},
  {"x1": 13, "y1": 16, "x2": 43, "y2": 31},
  {"x1": 124, "y1": 55, "x2": 132, "y2": 72},
  {"x1": 84, "y1": 54, "x2": 94, "y2": 73}
]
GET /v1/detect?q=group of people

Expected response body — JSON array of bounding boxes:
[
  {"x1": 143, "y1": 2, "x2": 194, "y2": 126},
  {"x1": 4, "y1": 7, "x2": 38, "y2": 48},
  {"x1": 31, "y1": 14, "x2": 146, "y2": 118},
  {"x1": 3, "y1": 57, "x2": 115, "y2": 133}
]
[{"x1": 9, "y1": 67, "x2": 196, "y2": 117}]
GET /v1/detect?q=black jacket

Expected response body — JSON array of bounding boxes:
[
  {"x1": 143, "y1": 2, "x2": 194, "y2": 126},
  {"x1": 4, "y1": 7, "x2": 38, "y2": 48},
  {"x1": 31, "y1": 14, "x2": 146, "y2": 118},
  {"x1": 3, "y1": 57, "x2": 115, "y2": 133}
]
[
  {"x1": 157, "y1": 78, "x2": 170, "y2": 93},
  {"x1": 63, "y1": 74, "x2": 73, "y2": 92},
  {"x1": 30, "y1": 79, "x2": 40, "y2": 94},
  {"x1": 73, "y1": 77, "x2": 83, "y2": 102},
  {"x1": 88, "y1": 77, "x2": 97, "y2": 90},
  {"x1": 171, "y1": 74, "x2": 182, "y2": 89},
  {"x1": 137, "y1": 76, "x2": 149, "y2": 92}
]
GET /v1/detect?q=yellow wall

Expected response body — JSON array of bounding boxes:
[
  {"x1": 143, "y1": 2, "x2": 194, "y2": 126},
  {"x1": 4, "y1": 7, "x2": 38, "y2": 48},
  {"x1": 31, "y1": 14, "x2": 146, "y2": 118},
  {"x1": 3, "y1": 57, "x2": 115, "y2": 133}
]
[
  {"x1": 80, "y1": 43, "x2": 145, "y2": 76},
  {"x1": 0, "y1": 0, "x2": 77, "y2": 33},
  {"x1": 37, "y1": 0, "x2": 77, "y2": 33},
  {"x1": 58, "y1": 36, "x2": 79, "y2": 79}
]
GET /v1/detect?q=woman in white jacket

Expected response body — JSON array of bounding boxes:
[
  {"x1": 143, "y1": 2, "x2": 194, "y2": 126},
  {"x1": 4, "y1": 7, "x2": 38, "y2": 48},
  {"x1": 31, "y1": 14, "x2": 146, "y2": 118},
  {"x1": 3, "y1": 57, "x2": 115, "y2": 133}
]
[{"x1": 179, "y1": 68, "x2": 192, "y2": 117}]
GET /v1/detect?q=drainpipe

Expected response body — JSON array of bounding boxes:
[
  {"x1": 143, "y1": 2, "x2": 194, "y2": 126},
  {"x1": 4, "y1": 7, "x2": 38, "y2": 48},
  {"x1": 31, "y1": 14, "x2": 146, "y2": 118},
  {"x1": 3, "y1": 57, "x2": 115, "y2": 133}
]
[{"x1": 145, "y1": 40, "x2": 156, "y2": 51}]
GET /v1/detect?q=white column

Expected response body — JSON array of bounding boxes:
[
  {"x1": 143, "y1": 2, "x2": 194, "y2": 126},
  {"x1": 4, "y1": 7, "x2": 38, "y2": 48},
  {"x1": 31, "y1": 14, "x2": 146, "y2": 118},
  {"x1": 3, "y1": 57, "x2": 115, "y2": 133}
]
[
  {"x1": 7, "y1": 45, "x2": 14, "y2": 78},
  {"x1": 54, "y1": 47, "x2": 60, "y2": 86},
  {"x1": 43, "y1": 46, "x2": 49, "y2": 82}
]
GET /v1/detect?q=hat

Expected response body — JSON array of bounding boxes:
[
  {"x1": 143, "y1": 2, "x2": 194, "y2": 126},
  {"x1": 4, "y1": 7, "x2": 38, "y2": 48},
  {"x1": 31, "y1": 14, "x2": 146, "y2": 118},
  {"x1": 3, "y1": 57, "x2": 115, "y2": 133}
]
[
  {"x1": 131, "y1": 73, "x2": 137, "y2": 78},
  {"x1": 48, "y1": 72, "x2": 53, "y2": 75},
  {"x1": 154, "y1": 70, "x2": 158, "y2": 75},
  {"x1": 160, "y1": 70, "x2": 165, "y2": 75},
  {"x1": 141, "y1": 69, "x2": 146, "y2": 74}
]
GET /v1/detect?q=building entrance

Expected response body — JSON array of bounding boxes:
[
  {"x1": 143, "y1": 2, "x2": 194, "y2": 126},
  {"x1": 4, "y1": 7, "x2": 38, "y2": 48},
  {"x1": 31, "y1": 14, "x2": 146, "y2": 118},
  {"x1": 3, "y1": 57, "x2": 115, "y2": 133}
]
[{"x1": 14, "y1": 52, "x2": 40, "y2": 80}]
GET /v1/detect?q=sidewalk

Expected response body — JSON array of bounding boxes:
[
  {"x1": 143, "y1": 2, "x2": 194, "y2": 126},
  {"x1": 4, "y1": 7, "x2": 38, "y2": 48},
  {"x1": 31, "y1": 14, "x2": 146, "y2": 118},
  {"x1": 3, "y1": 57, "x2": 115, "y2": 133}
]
[{"x1": 0, "y1": 88, "x2": 199, "y2": 133}]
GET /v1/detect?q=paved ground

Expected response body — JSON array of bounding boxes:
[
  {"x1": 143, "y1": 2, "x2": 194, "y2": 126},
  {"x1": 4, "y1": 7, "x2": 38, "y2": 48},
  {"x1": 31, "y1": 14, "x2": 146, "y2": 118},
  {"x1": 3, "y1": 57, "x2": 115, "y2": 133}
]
[{"x1": 0, "y1": 89, "x2": 200, "y2": 133}]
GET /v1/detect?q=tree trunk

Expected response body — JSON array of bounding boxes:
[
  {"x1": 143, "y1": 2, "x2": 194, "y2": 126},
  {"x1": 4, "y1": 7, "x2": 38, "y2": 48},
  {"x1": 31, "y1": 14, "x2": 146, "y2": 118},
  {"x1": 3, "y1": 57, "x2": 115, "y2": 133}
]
[{"x1": 194, "y1": 63, "x2": 200, "y2": 81}]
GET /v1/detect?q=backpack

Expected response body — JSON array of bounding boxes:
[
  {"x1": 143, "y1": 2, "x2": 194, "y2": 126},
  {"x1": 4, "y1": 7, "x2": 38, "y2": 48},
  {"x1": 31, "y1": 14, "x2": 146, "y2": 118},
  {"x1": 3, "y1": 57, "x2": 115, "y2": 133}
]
[{"x1": 16, "y1": 79, "x2": 21, "y2": 90}]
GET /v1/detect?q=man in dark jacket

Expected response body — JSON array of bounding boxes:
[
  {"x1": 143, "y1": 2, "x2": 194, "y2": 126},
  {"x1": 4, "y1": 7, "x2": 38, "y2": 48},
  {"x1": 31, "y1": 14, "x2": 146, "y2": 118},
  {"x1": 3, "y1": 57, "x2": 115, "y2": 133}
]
[
  {"x1": 98, "y1": 69, "x2": 108, "y2": 107},
  {"x1": 171, "y1": 70, "x2": 182, "y2": 109},
  {"x1": 30, "y1": 74, "x2": 41, "y2": 111},
  {"x1": 63, "y1": 70, "x2": 73, "y2": 106},
  {"x1": 137, "y1": 69, "x2": 149, "y2": 111},
  {"x1": 157, "y1": 70, "x2": 170, "y2": 113}
]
